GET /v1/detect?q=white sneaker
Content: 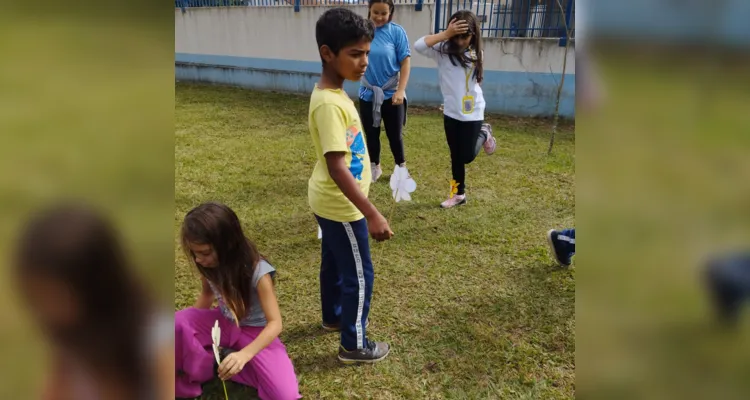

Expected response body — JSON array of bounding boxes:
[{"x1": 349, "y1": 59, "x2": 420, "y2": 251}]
[
  {"x1": 482, "y1": 123, "x2": 496, "y2": 155},
  {"x1": 371, "y1": 163, "x2": 383, "y2": 183},
  {"x1": 440, "y1": 194, "x2": 466, "y2": 209}
]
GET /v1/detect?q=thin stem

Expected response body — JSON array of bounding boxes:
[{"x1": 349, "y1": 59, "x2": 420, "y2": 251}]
[
  {"x1": 376, "y1": 187, "x2": 399, "y2": 264},
  {"x1": 548, "y1": 0, "x2": 573, "y2": 155},
  {"x1": 222, "y1": 380, "x2": 229, "y2": 400}
]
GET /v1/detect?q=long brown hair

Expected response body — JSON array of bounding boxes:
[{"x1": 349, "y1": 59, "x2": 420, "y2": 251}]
[
  {"x1": 440, "y1": 10, "x2": 484, "y2": 83},
  {"x1": 13, "y1": 202, "x2": 151, "y2": 396},
  {"x1": 181, "y1": 202, "x2": 262, "y2": 324}
]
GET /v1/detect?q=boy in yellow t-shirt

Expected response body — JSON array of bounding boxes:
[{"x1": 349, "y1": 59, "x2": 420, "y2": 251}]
[{"x1": 309, "y1": 8, "x2": 393, "y2": 364}]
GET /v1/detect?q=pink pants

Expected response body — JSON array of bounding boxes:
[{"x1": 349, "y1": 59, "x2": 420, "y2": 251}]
[{"x1": 175, "y1": 307, "x2": 301, "y2": 399}]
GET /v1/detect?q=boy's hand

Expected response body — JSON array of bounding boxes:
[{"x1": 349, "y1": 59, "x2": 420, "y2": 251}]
[
  {"x1": 325, "y1": 152, "x2": 394, "y2": 241},
  {"x1": 446, "y1": 18, "x2": 469, "y2": 38},
  {"x1": 367, "y1": 212, "x2": 394, "y2": 242}
]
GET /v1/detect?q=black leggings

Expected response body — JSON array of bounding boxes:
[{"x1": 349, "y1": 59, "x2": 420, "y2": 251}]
[
  {"x1": 359, "y1": 98, "x2": 406, "y2": 166},
  {"x1": 444, "y1": 115, "x2": 488, "y2": 195}
]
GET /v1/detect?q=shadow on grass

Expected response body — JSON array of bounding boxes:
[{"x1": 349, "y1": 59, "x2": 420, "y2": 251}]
[
  {"x1": 283, "y1": 323, "x2": 352, "y2": 376},
  {"x1": 411, "y1": 261, "x2": 575, "y2": 396},
  {"x1": 292, "y1": 349, "x2": 350, "y2": 377},
  {"x1": 282, "y1": 322, "x2": 330, "y2": 343}
]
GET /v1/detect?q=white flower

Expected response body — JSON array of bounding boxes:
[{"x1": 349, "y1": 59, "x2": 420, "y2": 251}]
[
  {"x1": 211, "y1": 320, "x2": 221, "y2": 364},
  {"x1": 390, "y1": 165, "x2": 416, "y2": 203}
]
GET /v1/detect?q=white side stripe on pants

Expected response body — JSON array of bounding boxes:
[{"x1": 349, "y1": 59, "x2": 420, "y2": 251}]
[
  {"x1": 342, "y1": 222, "x2": 366, "y2": 350},
  {"x1": 559, "y1": 235, "x2": 575, "y2": 244}
]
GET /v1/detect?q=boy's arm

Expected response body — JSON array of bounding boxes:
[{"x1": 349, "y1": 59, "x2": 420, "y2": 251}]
[
  {"x1": 313, "y1": 103, "x2": 393, "y2": 241},
  {"x1": 326, "y1": 152, "x2": 393, "y2": 241}
]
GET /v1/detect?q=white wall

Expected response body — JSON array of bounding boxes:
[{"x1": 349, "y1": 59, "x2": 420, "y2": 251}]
[
  {"x1": 176, "y1": 5, "x2": 574, "y2": 73},
  {"x1": 175, "y1": 5, "x2": 576, "y2": 117}
]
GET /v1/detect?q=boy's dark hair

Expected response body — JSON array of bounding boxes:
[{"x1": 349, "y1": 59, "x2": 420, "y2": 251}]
[
  {"x1": 368, "y1": 0, "x2": 395, "y2": 22},
  {"x1": 316, "y1": 8, "x2": 375, "y2": 63},
  {"x1": 440, "y1": 10, "x2": 484, "y2": 83}
]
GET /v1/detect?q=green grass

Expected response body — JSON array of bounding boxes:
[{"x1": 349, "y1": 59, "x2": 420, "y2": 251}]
[{"x1": 175, "y1": 83, "x2": 575, "y2": 399}]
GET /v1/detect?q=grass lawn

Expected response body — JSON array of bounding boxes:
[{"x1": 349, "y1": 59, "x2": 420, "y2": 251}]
[{"x1": 175, "y1": 83, "x2": 575, "y2": 399}]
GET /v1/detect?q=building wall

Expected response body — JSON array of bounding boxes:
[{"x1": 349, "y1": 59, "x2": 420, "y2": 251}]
[{"x1": 175, "y1": 4, "x2": 576, "y2": 117}]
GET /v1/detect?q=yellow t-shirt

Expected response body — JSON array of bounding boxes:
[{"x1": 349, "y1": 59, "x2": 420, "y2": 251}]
[{"x1": 308, "y1": 86, "x2": 371, "y2": 222}]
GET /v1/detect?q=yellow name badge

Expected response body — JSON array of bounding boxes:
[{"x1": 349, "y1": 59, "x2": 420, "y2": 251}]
[{"x1": 461, "y1": 95, "x2": 475, "y2": 114}]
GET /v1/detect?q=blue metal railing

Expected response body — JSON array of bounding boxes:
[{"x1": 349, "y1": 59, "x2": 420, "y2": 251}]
[
  {"x1": 176, "y1": 0, "x2": 427, "y2": 13},
  {"x1": 176, "y1": 0, "x2": 423, "y2": 7},
  {"x1": 435, "y1": 0, "x2": 574, "y2": 40},
  {"x1": 175, "y1": 0, "x2": 257, "y2": 7}
]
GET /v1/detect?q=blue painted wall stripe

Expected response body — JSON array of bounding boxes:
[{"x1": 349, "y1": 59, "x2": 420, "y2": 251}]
[
  {"x1": 176, "y1": 53, "x2": 323, "y2": 74},
  {"x1": 175, "y1": 53, "x2": 575, "y2": 117}
]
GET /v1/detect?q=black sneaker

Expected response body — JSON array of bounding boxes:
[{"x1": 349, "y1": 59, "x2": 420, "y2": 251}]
[
  {"x1": 219, "y1": 347, "x2": 235, "y2": 359},
  {"x1": 212, "y1": 347, "x2": 236, "y2": 368},
  {"x1": 704, "y1": 254, "x2": 750, "y2": 327},
  {"x1": 546, "y1": 229, "x2": 573, "y2": 266},
  {"x1": 338, "y1": 341, "x2": 390, "y2": 364},
  {"x1": 322, "y1": 319, "x2": 370, "y2": 332}
]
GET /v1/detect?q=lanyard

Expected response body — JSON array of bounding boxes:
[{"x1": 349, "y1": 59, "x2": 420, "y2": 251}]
[
  {"x1": 464, "y1": 48, "x2": 476, "y2": 93},
  {"x1": 464, "y1": 66, "x2": 472, "y2": 93}
]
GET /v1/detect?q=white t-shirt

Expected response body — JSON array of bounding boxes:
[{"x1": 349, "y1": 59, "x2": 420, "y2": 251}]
[{"x1": 414, "y1": 37, "x2": 485, "y2": 122}]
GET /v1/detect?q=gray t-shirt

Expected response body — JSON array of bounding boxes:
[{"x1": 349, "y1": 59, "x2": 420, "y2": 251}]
[{"x1": 209, "y1": 260, "x2": 276, "y2": 327}]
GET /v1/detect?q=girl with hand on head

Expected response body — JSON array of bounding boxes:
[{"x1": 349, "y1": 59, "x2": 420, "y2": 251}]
[{"x1": 414, "y1": 11, "x2": 498, "y2": 208}]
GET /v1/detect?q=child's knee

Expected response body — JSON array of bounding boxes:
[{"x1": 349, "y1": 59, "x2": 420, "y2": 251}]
[
  {"x1": 255, "y1": 373, "x2": 300, "y2": 400},
  {"x1": 265, "y1": 384, "x2": 301, "y2": 400},
  {"x1": 254, "y1": 354, "x2": 300, "y2": 399}
]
